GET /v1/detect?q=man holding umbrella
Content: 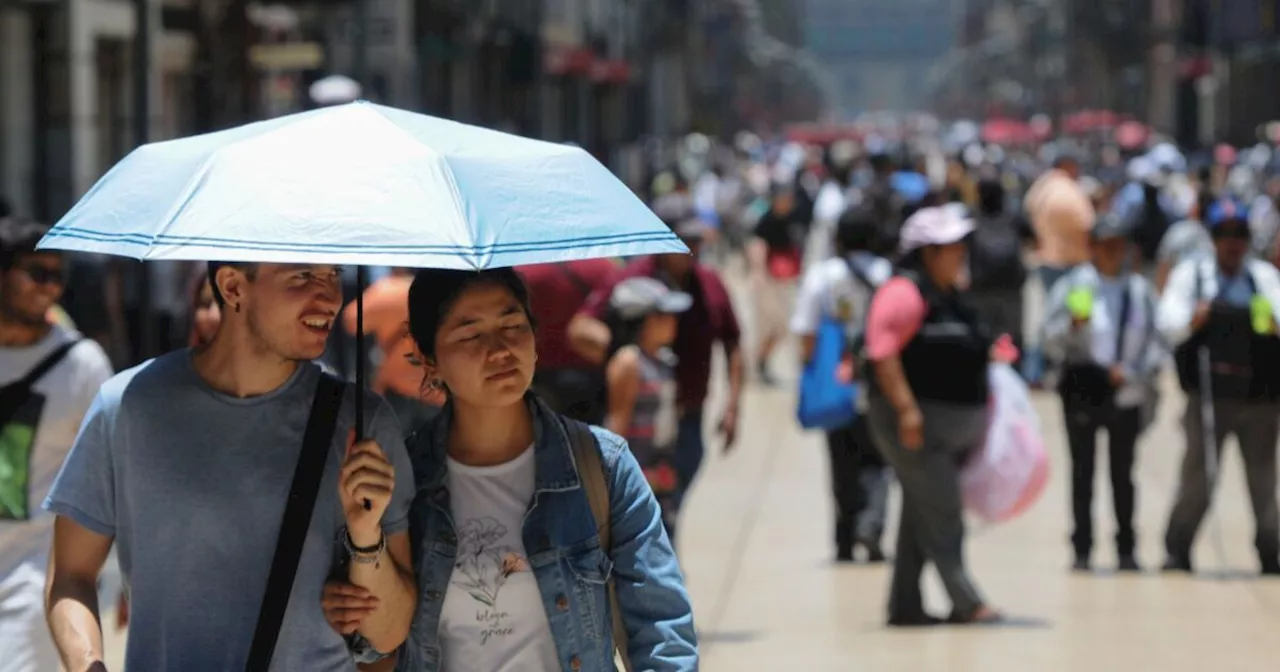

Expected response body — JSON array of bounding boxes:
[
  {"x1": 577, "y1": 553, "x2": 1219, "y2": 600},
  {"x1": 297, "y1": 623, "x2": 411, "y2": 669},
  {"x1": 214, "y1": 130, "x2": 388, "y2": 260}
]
[{"x1": 1158, "y1": 198, "x2": 1280, "y2": 576}]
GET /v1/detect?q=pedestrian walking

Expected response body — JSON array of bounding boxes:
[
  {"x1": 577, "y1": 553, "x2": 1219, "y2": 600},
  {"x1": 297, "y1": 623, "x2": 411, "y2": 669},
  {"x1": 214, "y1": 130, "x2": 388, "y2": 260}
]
[
  {"x1": 1042, "y1": 214, "x2": 1165, "y2": 572},
  {"x1": 602, "y1": 277, "x2": 689, "y2": 545},
  {"x1": 1158, "y1": 198, "x2": 1280, "y2": 576},
  {"x1": 748, "y1": 182, "x2": 809, "y2": 385},
  {"x1": 790, "y1": 204, "x2": 893, "y2": 562},
  {"x1": 569, "y1": 215, "x2": 744, "y2": 545},
  {"x1": 863, "y1": 206, "x2": 1002, "y2": 626},
  {"x1": 0, "y1": 217, "x2": 114, "y2": 672}
]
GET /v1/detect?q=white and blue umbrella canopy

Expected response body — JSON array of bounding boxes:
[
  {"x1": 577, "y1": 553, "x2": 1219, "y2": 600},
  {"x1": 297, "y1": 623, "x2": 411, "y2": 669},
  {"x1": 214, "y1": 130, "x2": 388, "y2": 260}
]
[{"x1": 37, "y1": 101, "x2": 687, "y2": 267}]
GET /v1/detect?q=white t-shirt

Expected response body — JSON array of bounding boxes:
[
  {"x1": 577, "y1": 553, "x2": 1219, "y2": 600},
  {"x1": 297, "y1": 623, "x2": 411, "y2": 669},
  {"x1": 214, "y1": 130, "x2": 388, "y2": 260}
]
[
  {"x1": 790, "y1": 253, "x2": 893, "y2": 336},
  {"x1": 441, "y1": 446, "x2": 559, "y2": 672},
  {"x1": 0, "y1": 326, "x2": 113, "y2": 578}
]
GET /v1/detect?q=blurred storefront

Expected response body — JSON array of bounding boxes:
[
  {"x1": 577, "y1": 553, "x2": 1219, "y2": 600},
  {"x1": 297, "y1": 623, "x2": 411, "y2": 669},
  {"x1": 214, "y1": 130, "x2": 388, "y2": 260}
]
[{"x1": 0, "y1": 0, "x2": 199, "y2": 222}]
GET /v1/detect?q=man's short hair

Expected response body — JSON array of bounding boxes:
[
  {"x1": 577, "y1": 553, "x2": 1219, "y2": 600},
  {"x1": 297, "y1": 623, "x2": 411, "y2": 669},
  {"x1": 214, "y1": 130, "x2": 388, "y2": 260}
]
[
  {"x1": 206, "y1": 261, "x2": 258, "y2": 307},
  {"x1": 0, "y1": 217, "x2": 53, "y2": 271}
]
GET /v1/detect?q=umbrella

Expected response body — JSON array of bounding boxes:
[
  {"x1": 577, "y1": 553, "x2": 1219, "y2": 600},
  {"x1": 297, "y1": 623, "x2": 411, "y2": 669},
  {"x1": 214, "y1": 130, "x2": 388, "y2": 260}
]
[{"x1": 39, "y1": 100, "x2": 687, "y2": 441}]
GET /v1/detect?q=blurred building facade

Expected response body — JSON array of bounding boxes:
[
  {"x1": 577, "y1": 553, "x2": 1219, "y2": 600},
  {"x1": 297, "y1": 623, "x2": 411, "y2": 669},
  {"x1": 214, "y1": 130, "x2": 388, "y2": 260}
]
[
  {"x1": 938, "y1": 0, "x2": 1280, "y2": 149},
  {"x1": 802, "y1": 0, "x2": 958, "y2": 117},
  {"x1": 4, "y1": 0, "x2": 832, "y2": 220}
]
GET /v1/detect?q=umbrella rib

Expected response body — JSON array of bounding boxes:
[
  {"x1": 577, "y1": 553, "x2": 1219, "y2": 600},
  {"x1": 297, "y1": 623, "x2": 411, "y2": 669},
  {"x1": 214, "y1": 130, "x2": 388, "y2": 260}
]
[
  {"x1": 362, "y1": 105, "x2": 478, "y2": 269},
  {"x1": 144, "y1": 155, "x2": 220, "y2": 258}
]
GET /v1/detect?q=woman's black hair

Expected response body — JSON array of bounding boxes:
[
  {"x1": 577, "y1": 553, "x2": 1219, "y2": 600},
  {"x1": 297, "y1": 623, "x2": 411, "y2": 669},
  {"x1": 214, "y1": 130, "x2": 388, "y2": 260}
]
[{"x1": 406, "y1": 267, "x2": 536, "y2": 360}]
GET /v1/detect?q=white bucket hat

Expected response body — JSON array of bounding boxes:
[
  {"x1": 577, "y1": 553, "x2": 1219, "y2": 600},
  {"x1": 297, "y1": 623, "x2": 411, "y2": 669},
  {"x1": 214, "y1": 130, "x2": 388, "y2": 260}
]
[{"x1": 899, "y1": 206, "x2": 975, "y2": 254}]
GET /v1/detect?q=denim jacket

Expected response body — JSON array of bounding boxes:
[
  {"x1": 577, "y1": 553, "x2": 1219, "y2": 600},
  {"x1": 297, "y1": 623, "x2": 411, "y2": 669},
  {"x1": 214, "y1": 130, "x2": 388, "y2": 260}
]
[{"x1": 390, "y1": 395, "x2": 698, "y2": 671}]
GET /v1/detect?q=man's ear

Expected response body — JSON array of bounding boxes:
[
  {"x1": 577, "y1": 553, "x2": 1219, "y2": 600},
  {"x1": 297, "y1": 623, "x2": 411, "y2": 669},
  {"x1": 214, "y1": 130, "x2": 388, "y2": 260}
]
[{"x1": 216, "y1": 265, "x2": 250, "y2": 310}]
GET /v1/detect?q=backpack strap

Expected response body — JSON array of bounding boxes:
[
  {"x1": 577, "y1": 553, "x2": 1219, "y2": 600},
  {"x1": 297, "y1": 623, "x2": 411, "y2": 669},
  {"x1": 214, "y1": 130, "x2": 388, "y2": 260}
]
[
  {"x1": 0, "y1": 339, "x2": 82, "y2": 427},
  {"x1": 244, "y1": 373, "x2": 346, "y2": 672},
  {"x1": 1113, "y1": 278, "x2": 1133, "y2": 365},
  {"x1": 562, "y1": 416, "x2": 632, "y2": 672},
  {"x1": 17, "y1": 339, "x2": 81, "y2": 390}
]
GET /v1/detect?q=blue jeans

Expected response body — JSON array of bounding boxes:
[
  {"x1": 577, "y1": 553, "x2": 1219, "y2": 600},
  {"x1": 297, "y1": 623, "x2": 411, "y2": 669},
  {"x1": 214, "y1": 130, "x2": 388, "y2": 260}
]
[{"x1": 667, "y1": 411, "x2": 707, "y2": 547}]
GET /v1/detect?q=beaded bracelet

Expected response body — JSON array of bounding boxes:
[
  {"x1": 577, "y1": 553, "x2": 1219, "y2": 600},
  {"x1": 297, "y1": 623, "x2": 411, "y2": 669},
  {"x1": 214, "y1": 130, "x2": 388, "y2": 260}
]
[{"x1": 344, "y1": 529, "x2": 386, "y2": 569}]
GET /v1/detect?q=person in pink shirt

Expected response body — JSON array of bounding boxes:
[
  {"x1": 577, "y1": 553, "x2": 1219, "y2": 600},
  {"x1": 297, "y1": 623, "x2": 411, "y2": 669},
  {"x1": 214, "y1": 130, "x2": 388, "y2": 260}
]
[{"x1": 862, "y1": 206, "x2": 1004, "y2": 627}]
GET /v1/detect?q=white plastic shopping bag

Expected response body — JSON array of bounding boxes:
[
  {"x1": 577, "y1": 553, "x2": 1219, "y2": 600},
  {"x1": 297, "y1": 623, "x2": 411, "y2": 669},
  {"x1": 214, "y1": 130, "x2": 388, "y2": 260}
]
[{"x1": 960, "y1": 363, "x2": 1050, "y2": 523}]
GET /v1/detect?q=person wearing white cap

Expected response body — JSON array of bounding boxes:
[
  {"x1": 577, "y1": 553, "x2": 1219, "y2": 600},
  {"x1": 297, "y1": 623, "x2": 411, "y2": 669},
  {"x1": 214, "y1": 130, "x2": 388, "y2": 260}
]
[
  {"x1": 861, "y1": 206, "x2": 1003, "y2": 626},
  {"x1": 603, "y1": 277, "x2": 693, "y2": 546}
]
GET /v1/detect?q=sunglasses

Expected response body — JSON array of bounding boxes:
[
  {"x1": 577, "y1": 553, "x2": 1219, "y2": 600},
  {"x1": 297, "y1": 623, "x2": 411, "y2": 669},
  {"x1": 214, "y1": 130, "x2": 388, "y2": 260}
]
[{"x1": 15, "y1": 264, "x2": 65, "y2": 285}]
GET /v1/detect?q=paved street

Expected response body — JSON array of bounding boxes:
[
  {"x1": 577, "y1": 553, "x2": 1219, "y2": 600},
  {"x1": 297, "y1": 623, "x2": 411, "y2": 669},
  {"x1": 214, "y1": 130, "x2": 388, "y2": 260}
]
[
  {"x1": 678, "y1": 270, "x2": 1280, "y2": 671},
  {"x1": 100, "y1": 267, "x2": 1280, "y2": 670}
]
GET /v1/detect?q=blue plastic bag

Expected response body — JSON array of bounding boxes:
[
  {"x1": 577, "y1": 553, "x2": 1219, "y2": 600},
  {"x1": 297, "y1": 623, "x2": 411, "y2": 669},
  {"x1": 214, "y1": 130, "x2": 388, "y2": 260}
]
[{"x1": 797, "y1": 313, "x2": 858, "y2": 430}]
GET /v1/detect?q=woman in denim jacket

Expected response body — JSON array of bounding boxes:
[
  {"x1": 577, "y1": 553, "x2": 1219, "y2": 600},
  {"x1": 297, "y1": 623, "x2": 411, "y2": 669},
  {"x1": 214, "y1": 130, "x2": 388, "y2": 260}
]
[{"x1": 327, "y1": 267, "x2": 698, "y2": 671}]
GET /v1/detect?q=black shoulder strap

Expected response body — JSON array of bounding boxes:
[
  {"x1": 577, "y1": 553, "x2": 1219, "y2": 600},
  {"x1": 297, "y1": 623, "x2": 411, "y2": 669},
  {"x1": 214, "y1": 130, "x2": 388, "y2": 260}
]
[
  {"x1": 1114, "y1": 278, "x2": 1133, "y2": 363},
  {"x1": 17, "y1": 340, "x2": 81, "y2": 390},
  {"x1": 845, "y1": 257, "x2": 876, "y2": 292},
  {"x1": 0, "y1": 340, "x2": 82, "y2": 429},
  {"x1": 244, "y1": 373, "x2": 347, "y2": 672}
]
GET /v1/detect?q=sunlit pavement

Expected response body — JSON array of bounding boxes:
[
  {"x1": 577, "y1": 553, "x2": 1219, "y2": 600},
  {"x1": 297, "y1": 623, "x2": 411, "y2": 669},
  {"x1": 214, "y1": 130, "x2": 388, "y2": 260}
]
[
  {"x1": 101, "y1": 264, "x2": 1280, "y2": 670},
  {"x1": 677, "y1": 267, "x2": 1280, "y2": 671}
]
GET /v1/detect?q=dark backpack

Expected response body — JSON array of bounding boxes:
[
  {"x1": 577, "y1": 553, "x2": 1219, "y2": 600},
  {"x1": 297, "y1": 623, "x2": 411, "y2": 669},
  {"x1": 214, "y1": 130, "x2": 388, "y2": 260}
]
[
  {"x1": 967, "y1": 214, "x2": 1027, "y2": 291},
  {"x1": 1135, "y1": 185, "x2": 1172, "y2": 262}
]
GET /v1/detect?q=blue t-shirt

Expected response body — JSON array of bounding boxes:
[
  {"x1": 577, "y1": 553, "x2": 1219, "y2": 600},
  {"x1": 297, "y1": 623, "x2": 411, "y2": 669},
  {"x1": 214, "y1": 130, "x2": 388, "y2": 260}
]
[{"x1": 44, "y1": 351, "x2": 414, "y2": 671}]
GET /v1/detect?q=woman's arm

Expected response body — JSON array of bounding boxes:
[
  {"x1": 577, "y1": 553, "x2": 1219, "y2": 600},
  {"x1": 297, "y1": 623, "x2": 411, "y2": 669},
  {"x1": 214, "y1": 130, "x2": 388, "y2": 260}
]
[
  {"x1": 598, "y1": 431, "x2": 698, "y2": 670},
  {"x1": 604, "y1": 347, "x2": 642, "y2": 436},
  {"x1": 864, "y1": 278, "x2": 928, "y2": 448},
  {"x1": 340, "y1": 402, "x2": 419, "y2": 654}
]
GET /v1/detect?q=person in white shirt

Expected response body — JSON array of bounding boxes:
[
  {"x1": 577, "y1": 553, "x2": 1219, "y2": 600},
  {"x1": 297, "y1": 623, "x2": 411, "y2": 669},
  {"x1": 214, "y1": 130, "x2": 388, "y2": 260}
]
[
  {"x1": 0, "y1": 217, "x2": 113, "y2": 672},
  {"x1": 790, "y1": 204, "x2": 893, "y2": 562},
  {"x1": 1042, "y1": 214, "x2": 1165, "y2": 573},
  {"x1": 1157, "y1": 198, "x2": 1280, "y2": 576}
]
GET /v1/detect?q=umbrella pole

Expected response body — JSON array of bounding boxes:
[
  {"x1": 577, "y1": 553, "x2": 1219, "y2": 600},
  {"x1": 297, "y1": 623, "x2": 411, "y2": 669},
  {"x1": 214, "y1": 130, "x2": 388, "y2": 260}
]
[{"x1": 356, "y1": 265, "x2": 371, "y2": 510}]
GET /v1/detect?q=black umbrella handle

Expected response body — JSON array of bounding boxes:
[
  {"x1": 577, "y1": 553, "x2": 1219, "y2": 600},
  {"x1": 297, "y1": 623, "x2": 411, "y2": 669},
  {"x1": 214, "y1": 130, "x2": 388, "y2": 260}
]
[{"x1": 355, "y1": 265, "x2": 371, "y2": 511}]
